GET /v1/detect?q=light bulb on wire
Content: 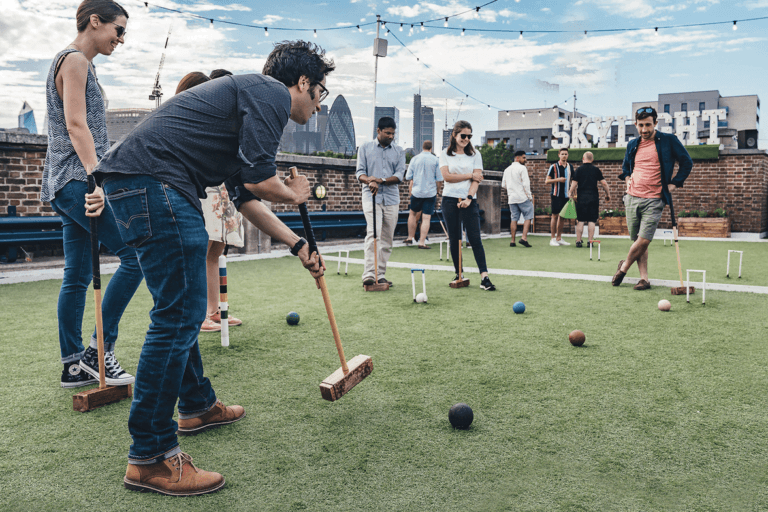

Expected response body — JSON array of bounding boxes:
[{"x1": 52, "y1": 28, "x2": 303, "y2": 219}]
[
  {"x1": 399, "y1": 23, "x2": 403, "y2": 32},
  {"x1": 209, "y1": 19, "x2": 214, "y2": 29},
  {"x1": 461, "y1": 28, "x2": 465, "y2": 36},
  {"x1": 444, "y1": 17, "x2": 448, "y2": 28},
  {"x1": 144, "y1": 2, "x2": 149, "y2": 14},
  {"x1": 733, "y1": 21, "x2": 738, "y2": 30},
  {"x1": 519, "y1": 31, "x2": 523, "y2": 40},
  {"x1": 264, "y1": 27, "x2": 269, "y2": 37},
  {"x1": 313, "y1": 29, "x2": 317, "y2": 38}
]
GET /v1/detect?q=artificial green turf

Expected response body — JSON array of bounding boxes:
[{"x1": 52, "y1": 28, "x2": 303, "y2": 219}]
[
  {"x1": 375, "y1": 236, "x2": 768, "y2": 288},
  {"x1": 1, "y1": 249, "x2": 768, "y2": 511}
]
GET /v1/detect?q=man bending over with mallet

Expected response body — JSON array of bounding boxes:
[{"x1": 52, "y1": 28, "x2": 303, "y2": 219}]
[
  {"x1": 612, "y1": 106, "x2": 692, "y2": 290},
  {"x1": 94, "y1": 41, "x2": 333, "y2": 496}
]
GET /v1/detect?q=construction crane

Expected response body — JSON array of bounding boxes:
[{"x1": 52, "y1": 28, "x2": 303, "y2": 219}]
[
  {"x1": 454, "y1": 97, "x2": 465, "y2": 124},
  {"x1": 149, "y1": 24, "x2": 173, "y2": 109}
]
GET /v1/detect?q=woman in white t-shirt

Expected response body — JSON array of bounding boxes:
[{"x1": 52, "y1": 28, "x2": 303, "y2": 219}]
[{"x1": 439, "y1": 121, "x2": 496, "y2": 291}]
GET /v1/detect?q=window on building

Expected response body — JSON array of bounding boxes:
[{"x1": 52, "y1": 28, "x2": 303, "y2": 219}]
[
  {"x1": 699, "y1": 102, "x2": 705, "y2": 111},
  {"x1": 664, "y1": 104, "x2": 670, "y2": 113},
  {"x1": 681, "y1": 103, "x2": 688, "y2": 112},
  {"x1": 685, "y1": 118, "x2": 690, "y2": 125},
  {"x1": 516, "y1": 138, "x2": 521, "y2": 148},
  {"x1": 704, "y1": 121, "x2": 710, "y2": 129},
  {"x1": 529, "y1": 138, "x2": 534, "y2": 149},
  {"x1": 541, "y1": 137, "x2": 548, "y2": 148},
  {"x1": 559, "y1": 112, "x2": 565, "y2": 118}
]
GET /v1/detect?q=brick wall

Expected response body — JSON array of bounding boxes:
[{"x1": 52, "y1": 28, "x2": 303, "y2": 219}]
[
  {"x1": 2, "y1": 133, "x2": 766, "y2": 234},
  {"x1": 495, "y1": 152, "x2": 768, "y2": 233}
]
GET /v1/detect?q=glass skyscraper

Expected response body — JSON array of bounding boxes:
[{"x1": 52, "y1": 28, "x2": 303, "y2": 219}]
[
  {"x1": 373, "y1": 106, "x2": 399, "y2": 144},
  {"x1": 323, "y1": 95, "x2": 356, "y2": 155}
]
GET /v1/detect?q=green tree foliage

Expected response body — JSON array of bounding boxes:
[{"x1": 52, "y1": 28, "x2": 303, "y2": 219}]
[{"x1": 477, "y1": 142, "x2": 515, "y2": 171}]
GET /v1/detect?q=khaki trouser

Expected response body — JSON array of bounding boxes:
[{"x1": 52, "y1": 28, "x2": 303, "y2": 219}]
[{"x1": 363, "y1": 200, "x2": 399, "y2": 281}]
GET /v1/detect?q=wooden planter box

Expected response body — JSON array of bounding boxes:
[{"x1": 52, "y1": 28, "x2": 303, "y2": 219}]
[
  {"x1": 531, "y1": 215, "x2": 575, "y2": 234},
  {"x1": 599, "y1": 217, "x2": 629, "y2": 236},
  {"x1": 678, "y1": 217, "x2": 731, "y2": 238}
]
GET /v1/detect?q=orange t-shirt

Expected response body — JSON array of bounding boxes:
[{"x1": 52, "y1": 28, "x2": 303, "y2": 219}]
[{"x1": 628, "y1": 138, "x2": 662, "y2": 198}]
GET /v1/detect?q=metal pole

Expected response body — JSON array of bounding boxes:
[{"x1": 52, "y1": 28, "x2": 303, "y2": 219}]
[{"x1": 371, "y1": 15, "x2": 381, "y2": 135}]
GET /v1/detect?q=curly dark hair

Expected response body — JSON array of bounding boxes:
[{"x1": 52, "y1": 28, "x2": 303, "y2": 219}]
[{"x1": 263, "y1": 41, "x2": 335, "y2": 99}]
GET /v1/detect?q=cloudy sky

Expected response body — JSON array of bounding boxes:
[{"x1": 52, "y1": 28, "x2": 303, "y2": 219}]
[{"x1": 2, "y1": 0, "x2": 767, "y2": 148}]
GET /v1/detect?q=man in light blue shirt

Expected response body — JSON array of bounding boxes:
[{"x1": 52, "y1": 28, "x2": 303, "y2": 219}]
[
  {"x1": 404, "y1": 140, "x2": 442, "y2": 248},
  {"x1": 355, "y1": 116, "x2": 406, "y2": 286}
]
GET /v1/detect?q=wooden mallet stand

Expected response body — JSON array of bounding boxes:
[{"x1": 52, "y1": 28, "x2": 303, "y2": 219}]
[
  {"x1": 364, "y1": 190, "x2": 390, "y2": 292},
  {"x1": 289, "y1": 168, "x2": 373, "y2": 401},
  {"x1": 73, "y1": 176, "x2": 132, "y2": 412},
  {"x1": 449, "y1": 213, "x2": 470, "y2": 288}
]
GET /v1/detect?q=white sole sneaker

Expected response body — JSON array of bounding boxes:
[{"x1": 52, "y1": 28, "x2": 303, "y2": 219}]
[
  {"x1": 549, "y1": 239, "x2": 560, "y2": 246},
  {"x1": 557, "y1": 240, "x2": 571, "y2": 246}
]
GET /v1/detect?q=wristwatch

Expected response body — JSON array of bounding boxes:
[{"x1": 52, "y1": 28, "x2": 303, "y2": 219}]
[
  {"x1": 290, "y1": 237, "x2": 307, "y2": 256},
  {"x1": 466, "y1": 195, "x2": 474, "y2": 201}
]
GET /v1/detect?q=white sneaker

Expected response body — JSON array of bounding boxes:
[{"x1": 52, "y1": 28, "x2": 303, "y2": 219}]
[
  {"x1": 558, "y1": 239, "x2": 571, "y2": 246},
  {"x1": 549, "y1": 238, "x2": 560, "y2": 247}
]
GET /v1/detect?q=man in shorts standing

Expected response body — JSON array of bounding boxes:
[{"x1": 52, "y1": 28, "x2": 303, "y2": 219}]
[
  {"x1": 545, "y1": 147, "x2": 572, "y2": 246},
  {"x1": 569, "y1": 151, "x2": 610, "y2": 248},
  {"x1": 405, "y1": 140, "x2": 442, "y2": 249},
  {"x1": 501, "y1": 150, "x2": 533, "y2": 247},
  {"x1": 612, "y1": 106, "x2": 693, "y2": 290}
]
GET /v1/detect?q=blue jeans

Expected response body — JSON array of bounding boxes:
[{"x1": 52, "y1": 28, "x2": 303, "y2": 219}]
[
  {"x1": 103, "y1": 175, "x2": 217, "y2": 464},
  {"x1": 50, "y1": 180, "x2": 143, "y2": 363},
  {"x1": 441, "y1": 197, "x2": 488, "y2": 275}
]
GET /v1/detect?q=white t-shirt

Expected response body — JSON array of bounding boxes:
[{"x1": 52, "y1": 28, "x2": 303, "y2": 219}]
[{"x1": 438, "y1": 149, "x2": 483, "y2": 199}]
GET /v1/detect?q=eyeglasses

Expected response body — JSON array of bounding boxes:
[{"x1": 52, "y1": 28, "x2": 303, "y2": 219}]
[
  {"x1": 636, "y1": 107, "x2": 654, "y2": 115},
  {"x1": 109, "y1": 22, "x2": 126, "y2": 38},
  {"x1": 460, "y1": 133, "x2": 473, "y2": 140},
  {"x1": 314, "y1": 82, "x2": 329, "y2": 102}
]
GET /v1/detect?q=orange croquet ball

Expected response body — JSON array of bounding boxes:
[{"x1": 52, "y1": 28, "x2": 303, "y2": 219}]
[{"x1": 569, "y1": 330, "x2": 586, "y2": 347}]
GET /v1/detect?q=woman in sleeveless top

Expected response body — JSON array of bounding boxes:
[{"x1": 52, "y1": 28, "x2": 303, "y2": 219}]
[{"x1": 42, "y1": 0, "x2": 142, "y2": 388}]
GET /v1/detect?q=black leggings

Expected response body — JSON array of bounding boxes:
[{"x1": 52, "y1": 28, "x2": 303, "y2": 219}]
[{"x1": 441, "y1": 197, "x2": 488, "y2": 275}]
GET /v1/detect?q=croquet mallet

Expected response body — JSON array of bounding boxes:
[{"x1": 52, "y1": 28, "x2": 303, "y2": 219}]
[
  {"x1": 289, "y1": 167, "x2": 373, "y2": 401},
  {"x1": 668, "y1": 192, "x2": 694, "y2": 295},
  {"x1": 364, "y1": 188, "x2": 389, "y2": 292},
  {"x1": 73, "y1": 175, "x2": 132, "y2": 412},
  {"x1": 449, "y1": 208, "x2": 470, "y2": 289}
]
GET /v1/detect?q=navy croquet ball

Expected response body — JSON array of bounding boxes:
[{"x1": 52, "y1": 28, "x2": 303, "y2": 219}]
[
  {"x1": 513, "y1": 301, "x2": 526, "y2": 314},
  {"x1": 286, "y1": 312, "x2": 300, "y2": 326},
  {"x1": 448, "y1": 403, "x2": 474, "y2": 429}
]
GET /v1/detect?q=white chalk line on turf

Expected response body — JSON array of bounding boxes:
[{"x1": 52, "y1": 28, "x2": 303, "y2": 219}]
[{"x1": 320, "y1": 256, "x2": 768, "y2": 295}]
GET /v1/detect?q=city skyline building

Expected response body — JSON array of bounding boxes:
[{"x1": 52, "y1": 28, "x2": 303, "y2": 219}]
[
  {"x1": 18, "y1": 101, "x2": 37, "y2": 134},
  {"x1": 485, "y1": 106, "x2": 588, "y2": 154},
  {"x1": 106, "y1": 108, "x2": 152, "y2": 143},
  {"x1": 412, "y1": 93, "x2": 435, "y2": 153},
  {"x1": 323, "y1": 95, "x2": 357, "y2": 156},
  {"x1": 373, "y1": 106, "x2": 400, "y2": 144}
]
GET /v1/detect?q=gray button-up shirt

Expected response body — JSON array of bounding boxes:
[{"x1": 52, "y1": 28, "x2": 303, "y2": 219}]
[{"x1": 355, "y1": 139, "x2": 406, "y2": 206}]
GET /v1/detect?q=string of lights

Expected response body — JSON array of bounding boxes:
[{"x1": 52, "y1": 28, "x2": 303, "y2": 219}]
[{"x1": 138, "y1": 0, "x2": 767, "y2": 39}]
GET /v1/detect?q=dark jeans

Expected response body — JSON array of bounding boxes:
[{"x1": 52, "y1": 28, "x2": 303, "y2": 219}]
[
  {"x1": 441, "y1": 197, "x2": 488, "y2": 275},
  {"x1": 49, "y1": 180, "x2": 143, "y2": 362},
  {"x1": 103, "y1": 175, "x2": 217, "y2": 464}
]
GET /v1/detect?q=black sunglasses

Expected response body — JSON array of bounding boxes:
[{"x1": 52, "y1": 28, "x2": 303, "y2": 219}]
[
  {"x1": 460, "y1": 133, "x2": 472, "y2": 140},
  {"x1": 106, "y1": 21, "x2": 126, "y2": 38},
  {"x1": 636, "y1": 107, "x2": 655, "y2": 115},
  {"x1": 313, "y1": 82, "x2": 329, "y2": 102}
]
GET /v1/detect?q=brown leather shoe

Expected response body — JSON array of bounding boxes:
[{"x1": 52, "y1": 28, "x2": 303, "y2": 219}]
[
  {"x1": 124, "y1": 452, "x2": 225, "y2": 496},
  {"x1": 612, "y1": 260, "x2": 626, "y2": 286},
  {"x1": 633, "y1": 279, "x2": 651, "y2": 290},
  {"x1": 177, "y1": 400, "x2": 245, "y2": 436}
]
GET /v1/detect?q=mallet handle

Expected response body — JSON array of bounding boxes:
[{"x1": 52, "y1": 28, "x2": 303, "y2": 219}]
[
  {"x1": 289, "y1": 167, "x2": 349, "y2": 374},
  {"x1": 668, "y1": 196, "x2": 686, "y2": 288},
  {"x1": 88, "y1": 175, "x2": 106, "y2": 390}
]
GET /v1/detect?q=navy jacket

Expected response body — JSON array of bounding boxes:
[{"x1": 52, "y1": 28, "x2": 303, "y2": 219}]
[{"x1": 620, "y1": 130, "x2": 693, "y2": 205}]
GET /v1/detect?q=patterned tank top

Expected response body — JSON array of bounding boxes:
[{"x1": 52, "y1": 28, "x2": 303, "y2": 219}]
[{"x1": 41, "y1": 48, "x2": 110, "y2": 203}]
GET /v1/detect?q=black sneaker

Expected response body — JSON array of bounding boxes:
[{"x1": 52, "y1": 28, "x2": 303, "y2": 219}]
[
  {"x1": 80, "y1": 347, "x2": 135, "y2": 386},
  {"x1": 576, "y1": 241, "x2": 583, "y2": 248},
  {"x1": 510, "y1": 242, "x2": 516, "y2": 247},
  {"x1": 362, "y1": 276, "x2": 375, "y2": 286},
  {"x1": 480, "y1": 276, "x2": 496, "y2": 291},
  {"x1": 61, "y1": 362, "x2": 97, "y2": 388},
  {"x1": 519, "y1": 239, "x2": 531, "y2": 248},
  {"x1": 378, "y1": 278, "x2": 393, "y2": 287}
]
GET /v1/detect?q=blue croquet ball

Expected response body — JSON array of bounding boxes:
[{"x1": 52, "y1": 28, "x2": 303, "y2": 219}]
[
  {"x1": 286, "y1": 312, "x2": 300, "y2": 326},
  {"x1": 449, "y1": 403, "x2": 474, "y2": 429},
  {"x1": 513, "y1": 301, "x2": 526, "y2": 314}
]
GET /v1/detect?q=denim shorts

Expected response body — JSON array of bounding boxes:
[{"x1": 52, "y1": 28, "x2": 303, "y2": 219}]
[
  {"x1": 509, "y1": 200, "x2": 534, "y2": 221},
  {"x1": 408, "y1": 195, "x2": 437, "y2": 216},
  {"x1": 624, "y1": 194, "x2": 664, "y2": 241}
]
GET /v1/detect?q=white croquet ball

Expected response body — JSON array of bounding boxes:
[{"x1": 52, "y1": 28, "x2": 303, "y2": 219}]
[{"x1": 416, "y1": 293, "x2": 428, "y2": 303}]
